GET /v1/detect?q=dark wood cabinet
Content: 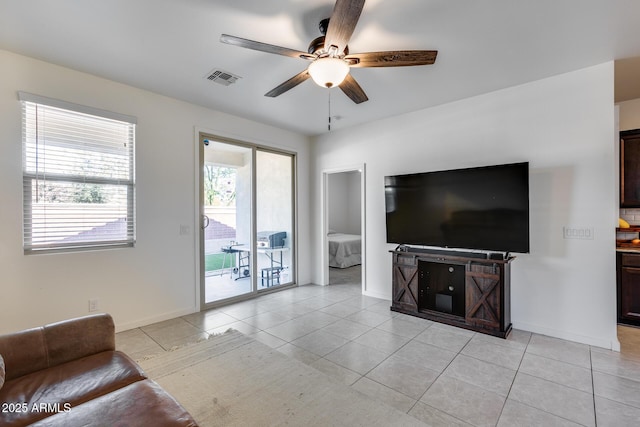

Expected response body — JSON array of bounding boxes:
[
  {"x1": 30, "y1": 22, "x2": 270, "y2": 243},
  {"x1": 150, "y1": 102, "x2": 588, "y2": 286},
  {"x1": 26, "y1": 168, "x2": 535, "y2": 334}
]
[
  {"x1": 391, "y1": 252, "x2": 419, "y2": 312},
  {"x1": 465, "y1": 264, "x2": 506, "y2": 331},
  {"x1": 391, "y1": 247, "x2": 512, "y2": 338},
  {"x1": 617, "y1": 252, "x2": 640, "y2": 325},
  {"x1": 620, "y1": 129, "x2": 640, "y2": 207}
]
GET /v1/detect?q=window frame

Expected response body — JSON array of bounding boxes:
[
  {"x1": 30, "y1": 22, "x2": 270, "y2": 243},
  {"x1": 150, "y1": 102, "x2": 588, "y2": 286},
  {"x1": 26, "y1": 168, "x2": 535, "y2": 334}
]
[{"x1": 19, "y1": 92, "x2": 137, "y2": 253}]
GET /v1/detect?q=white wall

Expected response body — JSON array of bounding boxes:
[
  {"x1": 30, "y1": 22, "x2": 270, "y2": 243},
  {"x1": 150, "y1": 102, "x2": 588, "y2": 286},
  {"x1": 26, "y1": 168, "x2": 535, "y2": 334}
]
[
  {"x1": 328, "y1": 171, "x2": 361, "y2": 235},
  {"x1": 619, "y1": 98, "x2": 640, "y2": 131},
  {"x1": 347, "y1": 171, "x2": 362, "y2": 234},
  {"x1": 312, "y1": 62, "x2": 618, "y2": 349},
  {"x1": 0, "y1": 49, "x2": 311, "y2": 333}
]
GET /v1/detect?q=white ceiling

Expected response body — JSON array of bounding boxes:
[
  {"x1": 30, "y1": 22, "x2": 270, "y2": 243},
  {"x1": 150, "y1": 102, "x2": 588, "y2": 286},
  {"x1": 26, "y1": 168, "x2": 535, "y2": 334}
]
[{"x1": 1, "y1": 0, "x2": 639, "y2": 136}]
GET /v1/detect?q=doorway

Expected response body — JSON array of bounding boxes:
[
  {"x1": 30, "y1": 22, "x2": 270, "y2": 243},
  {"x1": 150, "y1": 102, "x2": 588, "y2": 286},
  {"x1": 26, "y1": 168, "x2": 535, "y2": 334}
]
[
  {"x1": 199, "y1": 134, "x2": 296, "y2": 308},
  {"x1": 322, "y1": 166, "x2": 366, "y2": 290}
]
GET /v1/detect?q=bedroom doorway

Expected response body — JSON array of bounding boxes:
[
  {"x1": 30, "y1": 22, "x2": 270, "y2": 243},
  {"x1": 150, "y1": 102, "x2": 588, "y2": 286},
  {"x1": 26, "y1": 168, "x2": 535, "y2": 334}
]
[{"x1": 322, "y1": 166, "x2": 365, "y2": 291}]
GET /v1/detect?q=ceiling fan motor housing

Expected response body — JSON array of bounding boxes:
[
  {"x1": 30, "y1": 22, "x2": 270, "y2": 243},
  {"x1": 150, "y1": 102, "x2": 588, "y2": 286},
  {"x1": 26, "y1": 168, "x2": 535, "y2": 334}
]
[
  {"x1": 308, "y1": 36, "x2": 325, "y2": 55},
  {"x1": 319, "y1": 18, "x2": 330, "y2": 36},
  {"x1": 308, "y1": 36, "x2": 349, "y2": 56}
]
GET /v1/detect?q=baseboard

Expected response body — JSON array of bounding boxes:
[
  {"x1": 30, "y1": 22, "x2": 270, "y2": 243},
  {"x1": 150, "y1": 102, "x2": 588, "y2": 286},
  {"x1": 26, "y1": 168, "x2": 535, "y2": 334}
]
[
  {"x1": 115, "y1": 306, "x2": 198, "y2": 333},
  {"x1": 513, "y1": 320, "x2": 621, "y2": 351},
  {"x1": 362, "y1": 289, "x2": 390, "y2": 301}
]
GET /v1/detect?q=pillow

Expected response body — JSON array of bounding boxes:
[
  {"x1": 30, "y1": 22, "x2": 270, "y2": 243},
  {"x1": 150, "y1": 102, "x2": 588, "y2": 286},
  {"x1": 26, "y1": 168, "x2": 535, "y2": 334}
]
[
  {"x1": 0, "y1": 354, "x2": 5, "y2": 390},
  {"x1": 327, "y1": 229, "x2": 337, "y2": 235}
]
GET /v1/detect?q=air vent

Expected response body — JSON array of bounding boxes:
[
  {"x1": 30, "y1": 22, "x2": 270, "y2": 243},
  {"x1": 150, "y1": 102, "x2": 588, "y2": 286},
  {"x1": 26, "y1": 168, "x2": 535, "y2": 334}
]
[{"x1": 205, "y1": 69, "x2": 241, "y2": 86}]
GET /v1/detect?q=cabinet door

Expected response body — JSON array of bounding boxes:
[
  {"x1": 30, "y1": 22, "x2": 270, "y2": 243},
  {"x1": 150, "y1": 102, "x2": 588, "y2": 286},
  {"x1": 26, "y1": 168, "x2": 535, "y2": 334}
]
[
  {"x1": 621, "y1": 130, "x2": 640, "y2": 207},
  {"x1": 392, "y1": 255, "x2": 419, "y2": 311},
  {"x1": 620, "y1": 266, "x2": 640, "y2": 322},
  {"x1": 465, "y1": 264, "x2": 502, "y2": 330}
]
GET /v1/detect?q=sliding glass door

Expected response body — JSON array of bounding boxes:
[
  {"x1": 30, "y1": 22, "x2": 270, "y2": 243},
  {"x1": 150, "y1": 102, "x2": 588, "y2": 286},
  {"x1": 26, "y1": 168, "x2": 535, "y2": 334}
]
[
  {"x1": 200, "y1": 135, "x2": 295, "y2": 307},
  {"x1": 202, "y1": 140, "x2": 253, "y2": 304},
  {"x1": 256, "y1": 150, "x2": 294, "y2": 289}
]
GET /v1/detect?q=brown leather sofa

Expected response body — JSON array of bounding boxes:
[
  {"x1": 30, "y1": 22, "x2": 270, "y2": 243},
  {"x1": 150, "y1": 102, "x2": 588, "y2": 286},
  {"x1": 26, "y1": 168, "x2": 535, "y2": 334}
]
[{"x1": 0, "y1": 313, "x2": 198, "y2": 426}]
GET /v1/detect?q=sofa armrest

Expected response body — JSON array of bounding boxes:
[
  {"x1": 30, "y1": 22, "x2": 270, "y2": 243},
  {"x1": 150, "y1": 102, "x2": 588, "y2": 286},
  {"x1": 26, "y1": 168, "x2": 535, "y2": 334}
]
[{"x1": 0, "y1": 313, "x2": 115, "y2": 381}]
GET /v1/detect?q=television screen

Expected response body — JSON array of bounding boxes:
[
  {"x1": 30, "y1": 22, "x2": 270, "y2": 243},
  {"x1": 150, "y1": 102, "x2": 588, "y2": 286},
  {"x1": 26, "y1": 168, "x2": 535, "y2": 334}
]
[{"x1": 385, "y1": 162, "x2": 530, "y2": 253}]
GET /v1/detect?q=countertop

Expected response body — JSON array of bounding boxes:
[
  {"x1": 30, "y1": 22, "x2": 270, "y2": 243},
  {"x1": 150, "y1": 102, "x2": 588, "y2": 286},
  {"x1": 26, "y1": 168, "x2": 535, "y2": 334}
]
[
  {"x1": 617, "y1": 226, "x2": 640, "y2": 252},
  {"x1": 617, "y1": 247, "x2": 640, "y2": 253}
]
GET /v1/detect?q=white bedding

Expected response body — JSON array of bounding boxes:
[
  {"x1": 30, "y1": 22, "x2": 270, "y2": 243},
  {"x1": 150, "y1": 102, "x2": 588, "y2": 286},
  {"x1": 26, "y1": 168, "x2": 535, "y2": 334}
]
[{"x1": 328, "y1": 233, "x2": 361, "y2": 268}]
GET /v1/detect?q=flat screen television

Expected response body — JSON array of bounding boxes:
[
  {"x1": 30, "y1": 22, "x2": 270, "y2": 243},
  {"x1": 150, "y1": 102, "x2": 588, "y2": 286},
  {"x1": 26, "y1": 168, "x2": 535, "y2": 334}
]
[{"x1": 384, "y1": 162, "x2": 530, "y2": 253}]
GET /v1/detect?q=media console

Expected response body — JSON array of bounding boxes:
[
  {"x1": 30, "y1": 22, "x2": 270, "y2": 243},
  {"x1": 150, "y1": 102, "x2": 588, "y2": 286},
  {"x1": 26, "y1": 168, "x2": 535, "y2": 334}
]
[{"x1": 390, "y1": 246, "x2": 513, "y2": 338}]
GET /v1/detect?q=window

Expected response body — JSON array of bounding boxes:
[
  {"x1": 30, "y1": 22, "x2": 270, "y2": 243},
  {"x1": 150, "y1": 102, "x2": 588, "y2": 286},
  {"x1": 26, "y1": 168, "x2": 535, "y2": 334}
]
[{"x1": 20, "y1": 92, "x2": 136, "y2": 252}]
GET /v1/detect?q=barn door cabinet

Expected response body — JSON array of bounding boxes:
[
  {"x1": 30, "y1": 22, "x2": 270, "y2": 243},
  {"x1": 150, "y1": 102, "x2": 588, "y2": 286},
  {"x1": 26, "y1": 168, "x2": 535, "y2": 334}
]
[{"x1": 391, "y1": 247, "x2": 513, "y2": 338}]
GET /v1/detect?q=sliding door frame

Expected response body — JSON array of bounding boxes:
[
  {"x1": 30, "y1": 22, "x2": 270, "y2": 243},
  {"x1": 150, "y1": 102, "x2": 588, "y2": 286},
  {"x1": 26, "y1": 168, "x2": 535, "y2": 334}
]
[{"x1": 196, "y1": 131, "x2": 298, "y2": 311}]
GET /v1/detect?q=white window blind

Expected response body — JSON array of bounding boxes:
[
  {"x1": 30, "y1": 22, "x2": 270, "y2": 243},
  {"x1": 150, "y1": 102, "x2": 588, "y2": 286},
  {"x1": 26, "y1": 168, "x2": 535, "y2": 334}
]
[{"x1": 20, "y1": 93, "x2": 136, "y2": 252}]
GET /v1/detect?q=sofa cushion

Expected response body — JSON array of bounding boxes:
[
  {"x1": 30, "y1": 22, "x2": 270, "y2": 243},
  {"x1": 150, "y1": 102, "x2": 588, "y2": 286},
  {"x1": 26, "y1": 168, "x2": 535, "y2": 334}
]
[
  {"x1": 0, "y1": 354, "x2": 5, "y2": 390},
  {"x1": 30, "y1": 379, "x2": 198, "y2": 427},
  {"x1": 0, "y1": 350, "x2": 146, "y2": 426}
]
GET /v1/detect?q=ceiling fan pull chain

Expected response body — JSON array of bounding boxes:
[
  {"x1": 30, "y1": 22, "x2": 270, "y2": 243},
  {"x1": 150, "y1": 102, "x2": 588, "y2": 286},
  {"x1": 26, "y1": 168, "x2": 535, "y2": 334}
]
[{"x1": 328, "y1": 90, "x2": 332, "y2": 131}]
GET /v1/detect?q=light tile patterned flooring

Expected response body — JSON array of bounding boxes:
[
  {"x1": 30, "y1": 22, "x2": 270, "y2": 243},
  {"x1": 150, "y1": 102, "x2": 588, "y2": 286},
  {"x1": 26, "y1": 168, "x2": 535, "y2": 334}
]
[{"x1": 117, "y1": 276, "x2": 640, "y2": 426}]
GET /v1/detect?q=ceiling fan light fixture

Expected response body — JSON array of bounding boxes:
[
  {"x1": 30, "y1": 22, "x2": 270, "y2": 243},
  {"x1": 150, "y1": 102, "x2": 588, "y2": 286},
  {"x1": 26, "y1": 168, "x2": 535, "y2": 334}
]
[{"x1": 308, "y1": 57, "x2": 350, "y2": 88}]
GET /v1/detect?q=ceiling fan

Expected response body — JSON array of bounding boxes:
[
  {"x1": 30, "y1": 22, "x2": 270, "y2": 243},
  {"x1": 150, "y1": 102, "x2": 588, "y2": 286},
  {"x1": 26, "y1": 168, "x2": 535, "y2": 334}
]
[{"x1": 220, "y1": 0, "x2": 437, "y2": 104}]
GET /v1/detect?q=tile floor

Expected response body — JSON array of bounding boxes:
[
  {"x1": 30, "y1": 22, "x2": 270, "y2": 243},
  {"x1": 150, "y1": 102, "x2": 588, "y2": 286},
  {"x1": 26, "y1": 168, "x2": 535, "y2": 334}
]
[{"x1": 117, "y1": 278, "x2": 640, "y2": 426}]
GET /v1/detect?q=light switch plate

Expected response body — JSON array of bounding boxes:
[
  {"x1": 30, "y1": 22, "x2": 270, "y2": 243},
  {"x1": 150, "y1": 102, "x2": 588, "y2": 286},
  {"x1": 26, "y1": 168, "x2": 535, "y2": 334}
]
[{"x1": 563, "y1": 226, "x2": 594, "y2": 240}]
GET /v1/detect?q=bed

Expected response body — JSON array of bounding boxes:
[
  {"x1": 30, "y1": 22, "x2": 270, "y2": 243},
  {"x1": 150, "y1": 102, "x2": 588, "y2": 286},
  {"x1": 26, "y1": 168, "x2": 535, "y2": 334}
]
[{"x1": 328, "y1": 232, "x2": 361, "y2": 268}]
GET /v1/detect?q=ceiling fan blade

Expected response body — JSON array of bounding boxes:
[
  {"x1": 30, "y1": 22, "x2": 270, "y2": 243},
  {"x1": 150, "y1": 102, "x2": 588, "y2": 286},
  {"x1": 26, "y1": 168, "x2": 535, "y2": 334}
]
[
  {"x1": 265, "y1": 69, "x2": 311, "y2": 98},
  {"x1": 220, "y1": 34, "x2": 314, "y2": 60},
  {"x1": 324, "y1": 0, "x2": 365, "y2": 54},
  {"x1": 340, "y1": 74, "x2": 368, "y2": 104},
  {"x1": 345, "y1": 50, "x2": 438, "y2": 68}
]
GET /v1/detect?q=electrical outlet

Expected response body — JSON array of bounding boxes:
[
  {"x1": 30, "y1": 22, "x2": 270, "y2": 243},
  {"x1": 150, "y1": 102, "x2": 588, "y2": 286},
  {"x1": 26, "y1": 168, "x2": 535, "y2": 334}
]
[
  {"x1": 563, "y1": 226, "x2": 594, "y2": 240},
  {"x1": 88, "y1": 298, "x2": 100, "y2": 312}
]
